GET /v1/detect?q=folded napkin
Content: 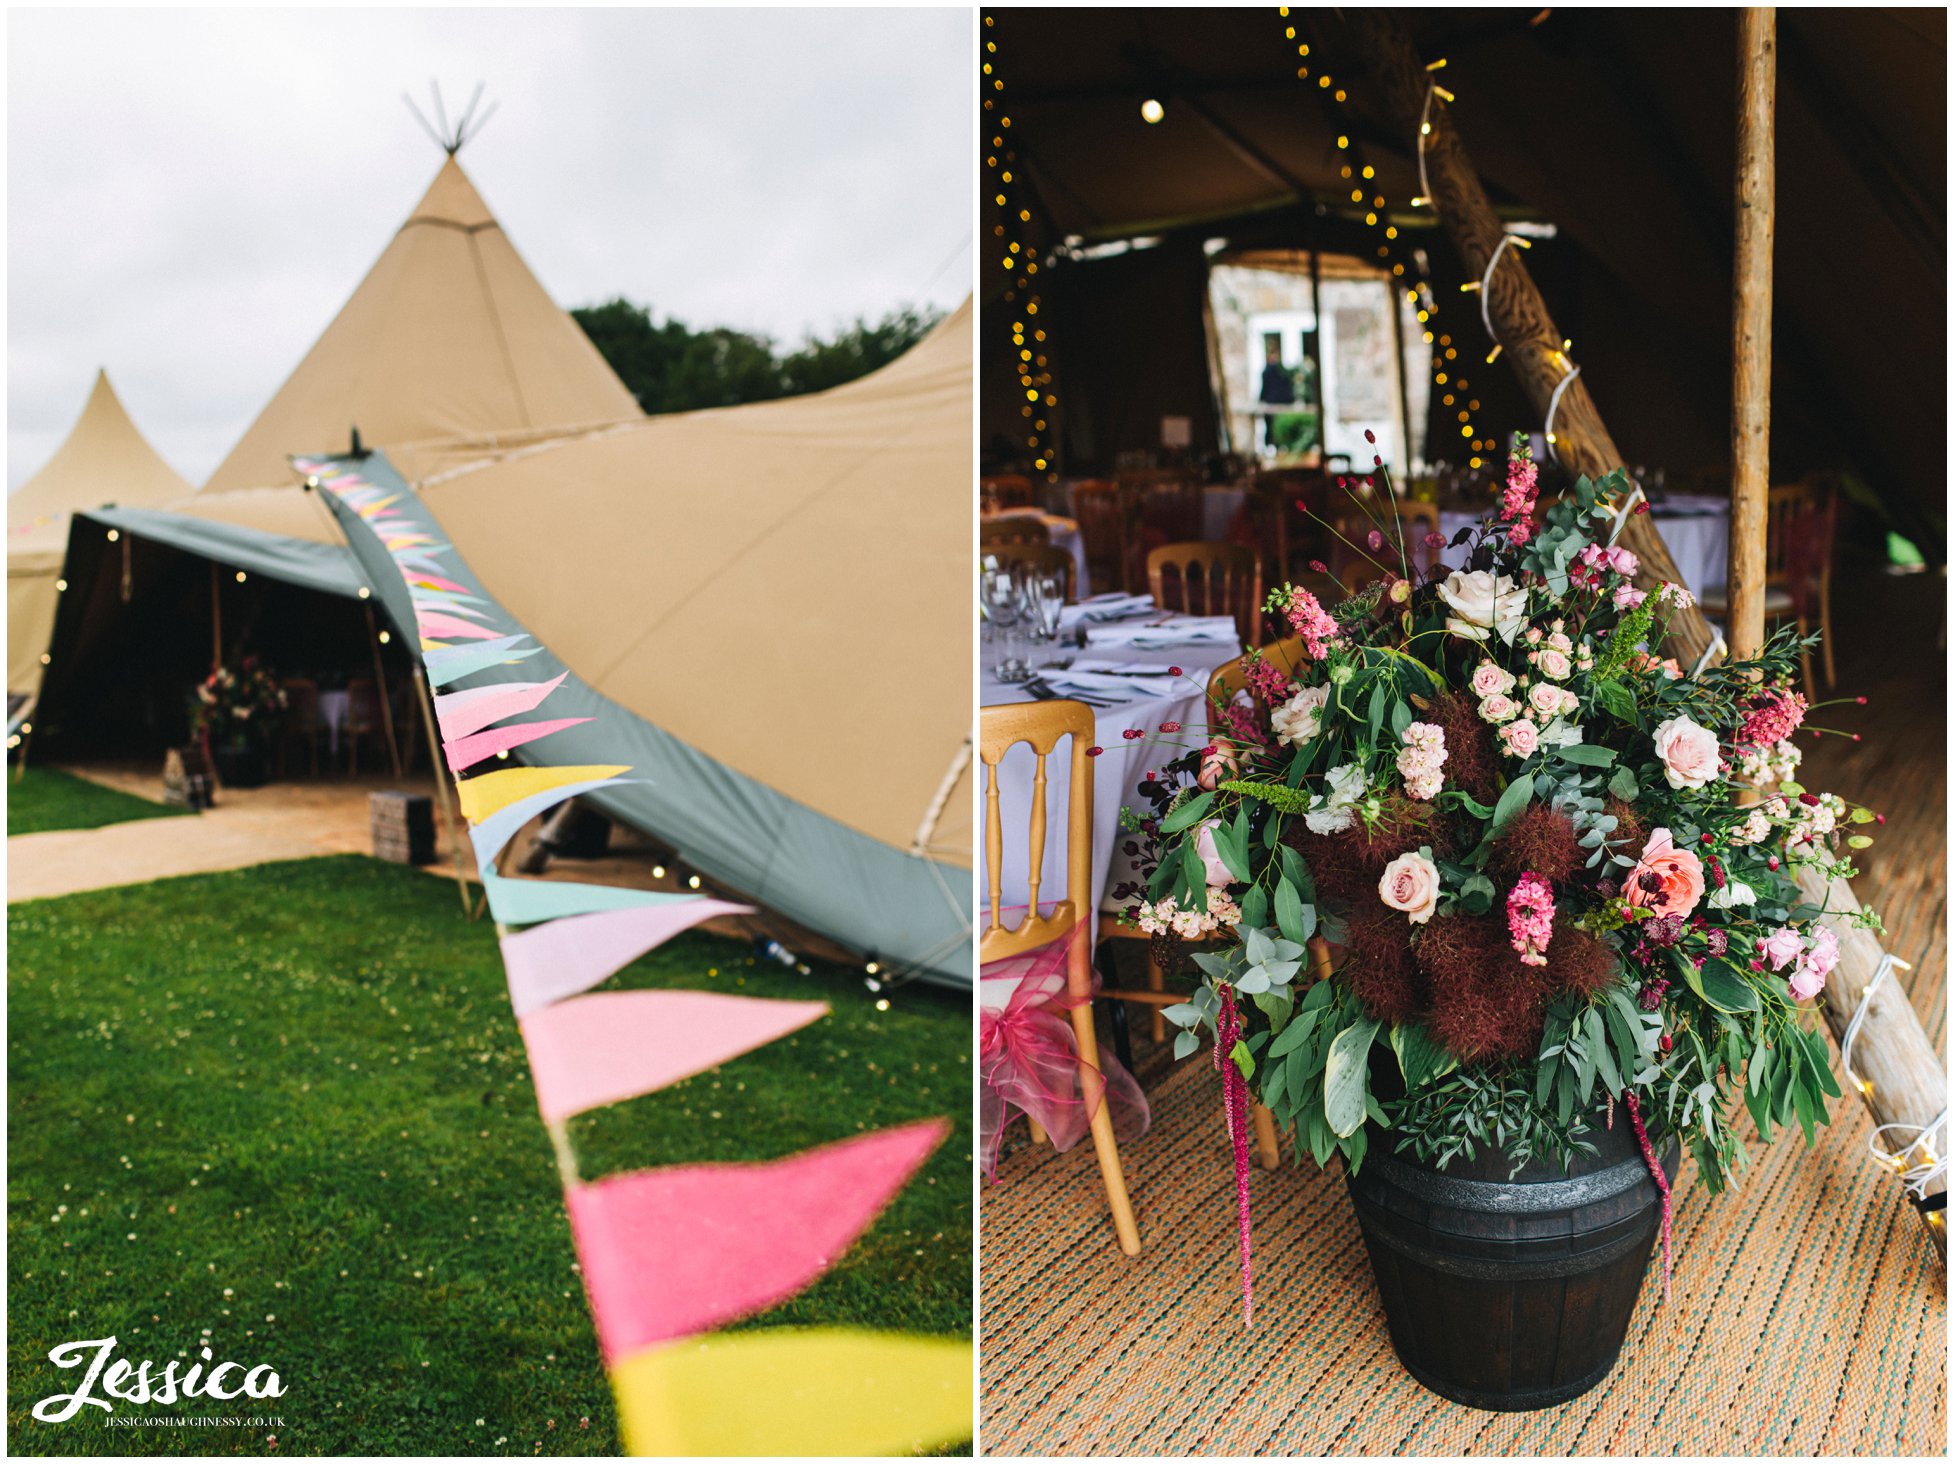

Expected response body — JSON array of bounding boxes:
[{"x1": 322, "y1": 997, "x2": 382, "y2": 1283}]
[
  {"x1": 1068, "y1": 656, "x2": 1189, "y2": 676},
  {"x1": 1058, "y1": 593, "x2": 1156, "y2": 631},
  {"x1": 1085, "y1": 615, "x2": 1239, "y2": 650},
  {"x1": 1038, "y1": 669, "x2": 1177, "y2": 701}
]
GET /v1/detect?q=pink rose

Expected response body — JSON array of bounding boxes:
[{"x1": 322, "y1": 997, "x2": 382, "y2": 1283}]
[
  {"x1": 1197, "y1": 742, "x2": 1241, "y2": 791},
  {"x1": 1193, "y1": 821, "x2": 1234, "y2": 887},
  {"x1": 1470, "y1": 661, "x2": 1513, "y2": 698},
  {"x1": 1538, "y1": 648, "x2": 1572, "y2": 681},
  {"x1": 1479, "y1": 693, "x2": 1520, "y2": 724},
  {"x1": 1625, "y1": 828, "x2": 1705, "y2": 919},
  {"x1": 1614, "y1": 584, "x2": 1648, "y2": 611},
  {"x1": 1652, "y1": 715, "x2": 1721, "y2": 790},
  {"x1": 1378, "y1": 851, "x2": 1441, "y2": 925},
  {"x1": 1499, "y1": 718, "x2": 1539, "y2": 759},
  {"x1": 1757, "y1": 927, "x2": 1804, "y2": 970},
  {"x1": 1528, "y1": 683, "x2": 1563, "y2": 719}
]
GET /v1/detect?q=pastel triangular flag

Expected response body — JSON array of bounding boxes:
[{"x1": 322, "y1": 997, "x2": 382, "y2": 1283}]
[
  {"x1": 499, "y1": 899, "x2": 752, "y2": 1017},
  {"x1": 480, "y1": 869, "x2": 707, "y2": 927},
  {"x1": 443, "y1": 716, "x2": 591, "y2": 772},
  {"x1": 608, "y1": 1329, "x2": 973, "y2": 1457},
  {"x1": 406, "y1": 571, "x2": 472, "y2": 594},
  {"x1": 411, "y1": 589, "x2": 488, "y2": 614},
  {"x1": 520, "y1": 990, "x2": 827, "y2": 1122},
  {"x1": 567, "y1": 1121, "x2": 948, "y2": 1359},
  {"x1": 425, "y1": 635, "x2": 540, "y2": 687},
  {"x1": 435, "y1": 674, "x2": 570, "y2": 741},
  {"x1": 457, "y1": 762, "x2": 631, "y2": 825},
  {"x1": 469, "y1": 777, "x2": 635, "y2": 867},
  {"x1": 417, "y1": 608, "x2": 503, "y2": 642}
]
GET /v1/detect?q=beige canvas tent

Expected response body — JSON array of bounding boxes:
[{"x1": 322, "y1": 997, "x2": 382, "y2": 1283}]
[
  {"x1": 8, "y1": 369, "x2": 193, "y2": 702},
  {"x1": 35, "y1": 154, "x2": 972, "y2": 983},
  {"x1": 202, "y1": 157, "x2": 643, "y2": 495}
]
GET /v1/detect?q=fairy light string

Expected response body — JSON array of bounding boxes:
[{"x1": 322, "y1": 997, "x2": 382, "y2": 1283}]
[
  {"x1": 1277, "y1": 10, "x2": 1488, "y2": 472},
  {"x1": 1840, "y1": 954, "x2": 1948, "y2": 1208},
  {"x1": 983, "y1": 14, "x2": 1058, "y2": 483}
]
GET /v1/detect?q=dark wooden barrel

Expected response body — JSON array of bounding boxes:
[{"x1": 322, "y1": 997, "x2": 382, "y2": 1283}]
[{"x1": 1345, "y1": 1116, "x2": 1680, "y2": 1412}]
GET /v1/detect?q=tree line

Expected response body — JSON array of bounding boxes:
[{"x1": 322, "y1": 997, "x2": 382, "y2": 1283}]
[{"x1": 571, "y1": 299, "x2": 943, "y2": 415}]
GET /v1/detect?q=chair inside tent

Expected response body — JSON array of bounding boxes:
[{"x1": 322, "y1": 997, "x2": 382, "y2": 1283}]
[{"x1": 28, "y1": 155, "x2": 973, "y2": 989}]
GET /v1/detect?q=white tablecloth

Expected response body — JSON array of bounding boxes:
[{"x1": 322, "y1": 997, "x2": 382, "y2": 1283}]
[
  {"x1": 979, "y1": 617, "x2": 1242, "y2": 932},
  {"x1": 317, "y1": 689, "x2": 350, "y2": 755},
  {"x1": 1437, "y1": 499, "x2": 1731, "y2": 596}
]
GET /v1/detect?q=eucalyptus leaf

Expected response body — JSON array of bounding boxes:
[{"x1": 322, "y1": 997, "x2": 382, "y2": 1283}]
[{"x1": 1324, "y1": 1015, "x2": 1380, "y2": 1138}]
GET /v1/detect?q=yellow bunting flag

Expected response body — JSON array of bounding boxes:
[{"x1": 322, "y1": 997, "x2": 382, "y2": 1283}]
[
  {"x1": 455, "y1": 763, "x2": 630, "y2": 825},
  {"x1": 609, "y1": 1328, "x2": 972, "y2": 1457}
]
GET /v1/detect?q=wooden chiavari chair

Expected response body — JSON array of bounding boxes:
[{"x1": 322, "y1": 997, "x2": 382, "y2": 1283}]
[
  {"x1": 1147, "y1": 541, "x2": 1264, "y2": 648},
  {"x1": 982, "y1": 474, "x2": 1036, "y2": 511},
  {"x1": 1070, "y1": 479, "x2": 1139, "y2": 595},
  {"x1": 980, "y1": 515, "x2": 1051, "y2": 552},
  {"x1": 986, "y1": 541, "x2": 1075, "y2": 603},
  {"x1": 981, "y1": 701, "x2": 1142, "y2": 1255},
  {"x1": 1698, "y1": 476, "x2": 1838, "y2": 694}
]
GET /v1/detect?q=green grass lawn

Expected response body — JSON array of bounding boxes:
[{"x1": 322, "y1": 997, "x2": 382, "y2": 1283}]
[
  {"x1": 7, "y1": 768, "x2": 191, "y2": 838},
  {"x1": 8, "y1": 856, "x2": 972, "y2": 1455}
]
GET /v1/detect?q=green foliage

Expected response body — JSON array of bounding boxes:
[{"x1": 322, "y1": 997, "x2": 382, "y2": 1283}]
[
  {"x1": 7, "y1": 857, "x2": 970, "y2": 1454},
  {"x1": 571, "y1": 299, "x2": 942, "y2": 414}
]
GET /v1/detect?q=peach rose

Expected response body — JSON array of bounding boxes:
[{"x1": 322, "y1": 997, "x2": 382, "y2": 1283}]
[
  {"x1": 1197, "y1": 741, "x2": 1241, "y2": 791},
  {"x1": 1378, "y1": 851, "x2": 1441, "y2": 925},
  {"x1": 1624, "y1": 827, "x2": 1705, "y2": 919},
  {"x1": 1652, "y1": 715, "x2": 1721, "y2": 790}
]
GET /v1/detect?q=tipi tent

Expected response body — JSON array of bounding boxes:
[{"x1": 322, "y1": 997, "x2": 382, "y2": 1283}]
[
  {"x1": 203, "y1": 157, "x2": 642, "y2": 494},
  {"x1": 35, "y1": 154, "x2": 972, "y2": 986},
  {"x1": 8, "y1": 369, "x2": 192, "y2": 703}
]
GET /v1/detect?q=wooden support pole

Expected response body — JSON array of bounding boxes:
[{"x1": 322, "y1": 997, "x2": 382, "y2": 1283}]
[
  {"x1": 1802, "y1": 867, "x2": 1946, "y2": 1260},
  {"x1": 1347, "y1": 12, "x2": 1713, "y2": 665},
  {"x1": 1728, "y1": 8, "x2": 1775, "y2": 660},
  {"x1": 363, "y1": 604, "x2": 404, "y2": 779},
  {"x1": 413, "y1": 666, "x2": 474, "y2": 915},
  {"x1": 208, "y1": 561, "x2": 223, "y2": 668}
]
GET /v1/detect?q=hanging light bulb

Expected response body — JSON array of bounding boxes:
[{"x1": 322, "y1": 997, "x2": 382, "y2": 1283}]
[{"x1": 1140, "y1": 97, "x2": 1165, "y2": 124}]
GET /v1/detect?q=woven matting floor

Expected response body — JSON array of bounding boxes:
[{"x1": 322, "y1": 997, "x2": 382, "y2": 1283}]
[{"x1": 979, "y1": 570, "x2": 1947, "y2": 1456}]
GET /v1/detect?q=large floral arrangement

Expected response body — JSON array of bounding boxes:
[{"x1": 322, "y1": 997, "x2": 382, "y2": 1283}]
[
  {"x1": 191, "y1": 658, "x2": 287, "y2": 744},
  {"x1": 1128, "y1": 437, "x2": 1876, "y2": 1259}
]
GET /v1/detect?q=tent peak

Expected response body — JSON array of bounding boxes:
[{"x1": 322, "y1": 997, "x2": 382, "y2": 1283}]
[{"x1": 403, "y1": 80, "x2": 498, "y2": 159}]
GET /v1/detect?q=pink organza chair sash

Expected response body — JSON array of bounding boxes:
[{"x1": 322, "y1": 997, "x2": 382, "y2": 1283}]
[{"x1": 979, "y1": 920, "x2": 1148, "y2": 1180}]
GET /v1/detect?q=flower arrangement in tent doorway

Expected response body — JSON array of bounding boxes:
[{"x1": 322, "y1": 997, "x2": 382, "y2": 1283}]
[{"x1": 1118, "y1": 436, "x2": 1877, "y2": 1383}]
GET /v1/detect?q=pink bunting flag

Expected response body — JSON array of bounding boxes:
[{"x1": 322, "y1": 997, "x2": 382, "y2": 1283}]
[
  {"x1": 566, "y1": 1120, "x2": 948, "y2": 1361},
  {"x1": 442, "y1": 716, "x2": 591, "y2": 772},
  {"x1": 520, "y1": 991, "x2": 827, "y2": 1123},
  {"x1": 500, "y1": 899, "x2": 754, "y2": 1017},
  {"x1": 434, "y1": 673, "x2": 571, "y2": 742},
  {"x1": 416, "y1": 608, "x2": 503, "y2": 642}
]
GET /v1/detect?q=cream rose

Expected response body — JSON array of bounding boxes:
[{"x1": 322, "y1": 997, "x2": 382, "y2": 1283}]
[
  {"x1": 1527, "y1": 682, "x2": 1563, "y2": 719},
  {"x1": 1469, "y1": 661, "x2": 1515, "y2": 698},
  {"x1": 1652, "y1": 714, "x2": 1721, "y2": 790},
  {"x1": 1270, "y1": 683, "x2": 1331, "y2": 748},
  {"x1": 1378, "y1": 851, "x2": 1441, "y2": 925},
  {"x1": 1437, "y1": 569, "x2": 1525, "y2": 643},
  {"x1": 1479, "y1": 692, "x2": 1521, "y2": 724}
]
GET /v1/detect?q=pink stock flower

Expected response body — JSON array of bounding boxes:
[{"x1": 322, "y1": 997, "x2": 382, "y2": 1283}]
[
  {"x1": 1506, "y1": 872, "x2": 1555, "y2": 967},
  {"x1": 1738, "y1": 686, "x2": 1809, "y2": 748},
  {"x1": 1280, "y1": 586, "x2": 1342, "y2": 660},
  {"x1": 1242, "y1": 656, "x2": 1292, "y2": 705}
]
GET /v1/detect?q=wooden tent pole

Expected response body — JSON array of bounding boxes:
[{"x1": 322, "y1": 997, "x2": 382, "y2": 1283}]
[
  {"x1": 363, "y1": 604, "x2": 404, "y2": 779},
  {"x1": 1345, "y1": 11, "x2": 1712, "y2": 665},
  {"x1": 1350, "y1": 9, "x2": 1946, "y2": 1259},
  {"x1": 1728, "y1": 8, "x2": 1775, "y2": 660},
  {"x1": 209, "y1": 561, "x2": 223, "y2": 668},
  {"x1": 412, "y1": 666, "x2": 473, "y2": 914}
]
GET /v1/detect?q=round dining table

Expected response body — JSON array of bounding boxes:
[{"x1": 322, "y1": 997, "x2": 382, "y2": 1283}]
[{"x1": 980, "y1": 610, "x2": 1243, "y2": 929}]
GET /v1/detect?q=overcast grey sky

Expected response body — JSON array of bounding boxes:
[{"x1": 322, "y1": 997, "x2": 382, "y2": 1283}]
[{"x1": 7, "y1": 6, "x2": 972, "y2": 490}]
